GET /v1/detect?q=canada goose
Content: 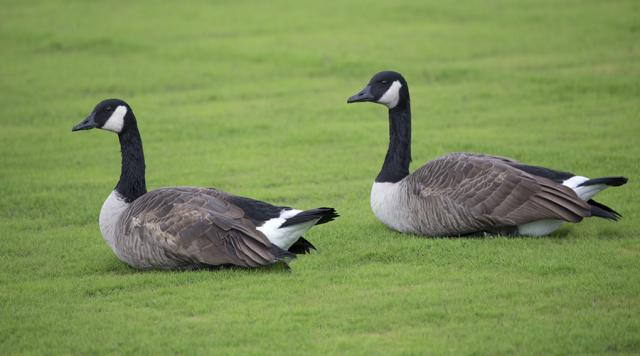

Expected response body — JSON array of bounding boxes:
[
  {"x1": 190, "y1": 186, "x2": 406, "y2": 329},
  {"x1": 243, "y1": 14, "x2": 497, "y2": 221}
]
[
  {"x1": 72, "y1": 99, "x2": 338, "y2": 269},
  {"x1": 347, "y1": 71, "x2": 628, "y2": 236}
]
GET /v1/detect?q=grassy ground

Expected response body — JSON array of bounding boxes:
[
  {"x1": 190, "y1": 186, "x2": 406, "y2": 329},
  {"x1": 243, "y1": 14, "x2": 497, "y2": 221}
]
[{"x1": 1, "y1": 0, "x2": 639, "y2": 354}]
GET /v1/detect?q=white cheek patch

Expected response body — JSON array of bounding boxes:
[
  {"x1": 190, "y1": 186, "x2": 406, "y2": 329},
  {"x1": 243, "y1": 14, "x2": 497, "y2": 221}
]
[
  {"x1": 102, "y1": 105, "x2": 127, "y2": 133},
  {"x1": 377, "y1": 80, "x2": 403, "y2": 109}
]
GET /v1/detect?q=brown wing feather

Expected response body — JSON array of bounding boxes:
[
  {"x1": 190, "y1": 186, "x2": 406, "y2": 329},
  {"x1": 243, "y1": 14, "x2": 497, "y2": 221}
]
[
  {"x1": 409, "y1": 153, "x2": 590, "y2": 234},
  {"x1": 123, "y1": 187, "x2": 291, "y2": 268}
]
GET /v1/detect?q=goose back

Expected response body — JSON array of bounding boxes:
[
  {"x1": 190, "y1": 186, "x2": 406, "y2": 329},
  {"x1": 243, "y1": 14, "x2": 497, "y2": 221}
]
[
  {"x1": 112, "y1": 187, "x2": 292, "y2": 269},
  {"x1": 397, "y1": 153, "x2": 591, "y2": 236}
]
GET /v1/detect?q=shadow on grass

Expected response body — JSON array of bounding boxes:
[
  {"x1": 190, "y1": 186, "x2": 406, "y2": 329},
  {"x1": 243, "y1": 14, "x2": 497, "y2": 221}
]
[
  {"x1": 384, "y1": 225, "x2": 575, "y2": 241},
  {"x1": 93, "y1": 258, "x2": 293, "y2": 276}
]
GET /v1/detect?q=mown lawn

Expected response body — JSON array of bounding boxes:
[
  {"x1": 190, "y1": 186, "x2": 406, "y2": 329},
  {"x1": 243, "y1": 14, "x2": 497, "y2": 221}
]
[{"x1": 1, "y1": 0, "x2": 639, "y2": 354}]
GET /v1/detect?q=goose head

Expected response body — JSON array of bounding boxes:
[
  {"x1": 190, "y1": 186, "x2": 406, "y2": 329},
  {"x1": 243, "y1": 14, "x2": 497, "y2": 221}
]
[
  {"x1": 347, "y1": 71, "x2": 409, "y2": 109},
  {"x1": 72, "y1": 99, "x2": 134, "y2": 134}
]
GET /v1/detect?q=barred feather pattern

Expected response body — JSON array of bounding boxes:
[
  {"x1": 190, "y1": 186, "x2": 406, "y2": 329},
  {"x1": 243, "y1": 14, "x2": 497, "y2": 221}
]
[
  {"x1": 384, "y1": 153, "x2": 592, "y2": 236},
  {"x1": 107, "y1": 187, "x2": 293, "y2": 269}
]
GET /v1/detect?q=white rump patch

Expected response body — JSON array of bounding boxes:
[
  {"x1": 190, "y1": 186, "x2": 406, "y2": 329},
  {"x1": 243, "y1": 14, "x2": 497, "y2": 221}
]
[
  {"x1": 257, "y1": 209, "x2": 318, "y2": 250},
  {"x1": 562, "y1": 175, "x2": 607, "y2": 201},
  {"x1": 102, "y1": 105, "x2": 127, "y2": 133},
  {"x1": 562, "y1": 176, "x2": 588, "y2": 189},
  {"x1": 377, "y1": 80, "x2": 403, "y2": 109}
]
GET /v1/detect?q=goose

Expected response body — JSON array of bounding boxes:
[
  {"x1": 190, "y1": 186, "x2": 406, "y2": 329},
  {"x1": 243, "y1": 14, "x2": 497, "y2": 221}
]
[
  {"x1": 347, "y1": 71, "x2": 628, "y2": 236},
  {"x1": 71, "y1": 99, "x2": 338, "y2": 269}
]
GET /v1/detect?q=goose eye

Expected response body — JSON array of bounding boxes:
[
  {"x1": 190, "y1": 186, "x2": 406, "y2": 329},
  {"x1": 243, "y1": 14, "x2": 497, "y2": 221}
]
[
  {"x1": 105, "y1": 106, "x2": 112, "y2": 112},
  {"x1": 381, "y1": 80, "x2": 388, "y2": 85}
]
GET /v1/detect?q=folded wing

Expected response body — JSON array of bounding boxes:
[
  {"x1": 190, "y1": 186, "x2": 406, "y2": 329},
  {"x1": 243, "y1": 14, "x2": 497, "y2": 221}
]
[
  {"x1": 122, "y1": 187, "x2": 293, "y2": 268},
  {"x1": 409, "y1": 153, "x2": 591, "y2": 234}
]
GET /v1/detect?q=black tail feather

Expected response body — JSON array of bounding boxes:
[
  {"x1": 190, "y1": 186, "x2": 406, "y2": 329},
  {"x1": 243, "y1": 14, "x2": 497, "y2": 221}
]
[
  {"x1": 588, "y1": 199, "x2": 622, "y2": 221},
  {"x1": 579, "y1": 176, "x2": 628, "y2": 187},
  {"x1": 288, "y1": 237, "x2": 317, "y2": 254},
  {"x1": 280, "y1": 207, "x2": 339, "y2": 228},
  {"x1": 316, "y1": 208, "x2": 339, "y2": 225}
]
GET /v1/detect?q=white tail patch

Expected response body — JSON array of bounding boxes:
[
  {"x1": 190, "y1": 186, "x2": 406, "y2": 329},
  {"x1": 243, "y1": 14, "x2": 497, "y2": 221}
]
[
  {"x1": 102, "y1": 105, "x2": 127, "y2": 133},
  {"x1": 562, "y1": 175, "x2": 608, "y2": 201},
  {"x1": 257, "y1": 209, "x2": 318, "y2": 250}
]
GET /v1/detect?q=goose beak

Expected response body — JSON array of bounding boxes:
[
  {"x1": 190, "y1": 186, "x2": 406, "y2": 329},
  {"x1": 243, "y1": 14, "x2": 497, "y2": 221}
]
[
  {"x1": 72, "y1": 112, "x2": 97, "y2": 132},
  {"x1": 347, "y1": 85, "x2": 375, "y2": 103}
]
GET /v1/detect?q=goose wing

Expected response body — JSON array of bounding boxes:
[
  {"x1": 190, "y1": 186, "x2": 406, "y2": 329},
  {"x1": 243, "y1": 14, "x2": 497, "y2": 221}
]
[
  {"x1": 409, "y1": 153, "x2": 591, "y2": 234},
  {"x1": 452, "y1": 152, "x2": 579, "y2": 183},
  {"x1": 122, "y1": 187, "x2": 293, "y2": 268}
]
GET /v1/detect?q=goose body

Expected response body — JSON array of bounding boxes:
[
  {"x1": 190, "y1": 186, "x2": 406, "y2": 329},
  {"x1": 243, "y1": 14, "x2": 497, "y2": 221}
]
[
  {"x1": 74, "y1": 99, "x2": 337, "y2": 269},
  {"x1": 348, "y1": 71, "x2": 627, "y2": 237}
]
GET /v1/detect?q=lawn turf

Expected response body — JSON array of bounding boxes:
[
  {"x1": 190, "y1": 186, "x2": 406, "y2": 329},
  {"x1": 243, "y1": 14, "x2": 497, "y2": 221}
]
[{"x1": 1, "y1": 0, "x2": 639, "y2": 354}]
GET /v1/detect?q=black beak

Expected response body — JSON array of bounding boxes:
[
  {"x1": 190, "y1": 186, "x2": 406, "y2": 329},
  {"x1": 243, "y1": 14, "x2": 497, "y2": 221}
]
[
  {"x1": 347, "y1": 85, "x2": 375, "y2": 103},
  {"x1": 72, "y1": 112, "x2": 97, "y2": 132}
]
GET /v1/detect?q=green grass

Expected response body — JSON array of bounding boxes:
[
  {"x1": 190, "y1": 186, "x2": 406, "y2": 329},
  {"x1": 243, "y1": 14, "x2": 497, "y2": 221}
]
[{"x1": 1, "y1": 0, "x2": 639, "y2": 354}]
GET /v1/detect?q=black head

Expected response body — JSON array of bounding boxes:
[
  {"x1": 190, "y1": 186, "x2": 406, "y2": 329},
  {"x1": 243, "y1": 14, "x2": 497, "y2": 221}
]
[
  {"x1": 347, "y1": 71, "x2": 409, "y2": 109},
  {"x1": 72, "y1": 99, "x2": 134, "y2": 134}
]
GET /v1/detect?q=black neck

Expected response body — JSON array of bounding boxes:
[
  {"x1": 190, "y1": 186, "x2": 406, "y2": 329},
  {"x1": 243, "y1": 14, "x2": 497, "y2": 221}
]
[
  {"x1": 115, "y1": 119, "x2": 147, "y2": 203},
  {"x1": 376, "y1": 100, "x2": 412, "y2": 183}
]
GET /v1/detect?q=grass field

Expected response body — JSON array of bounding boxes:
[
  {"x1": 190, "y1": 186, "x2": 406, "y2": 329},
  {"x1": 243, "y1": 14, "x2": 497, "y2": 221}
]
[{"x1": 1, "y1": 0, "x2": 639, "y2": 354}]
